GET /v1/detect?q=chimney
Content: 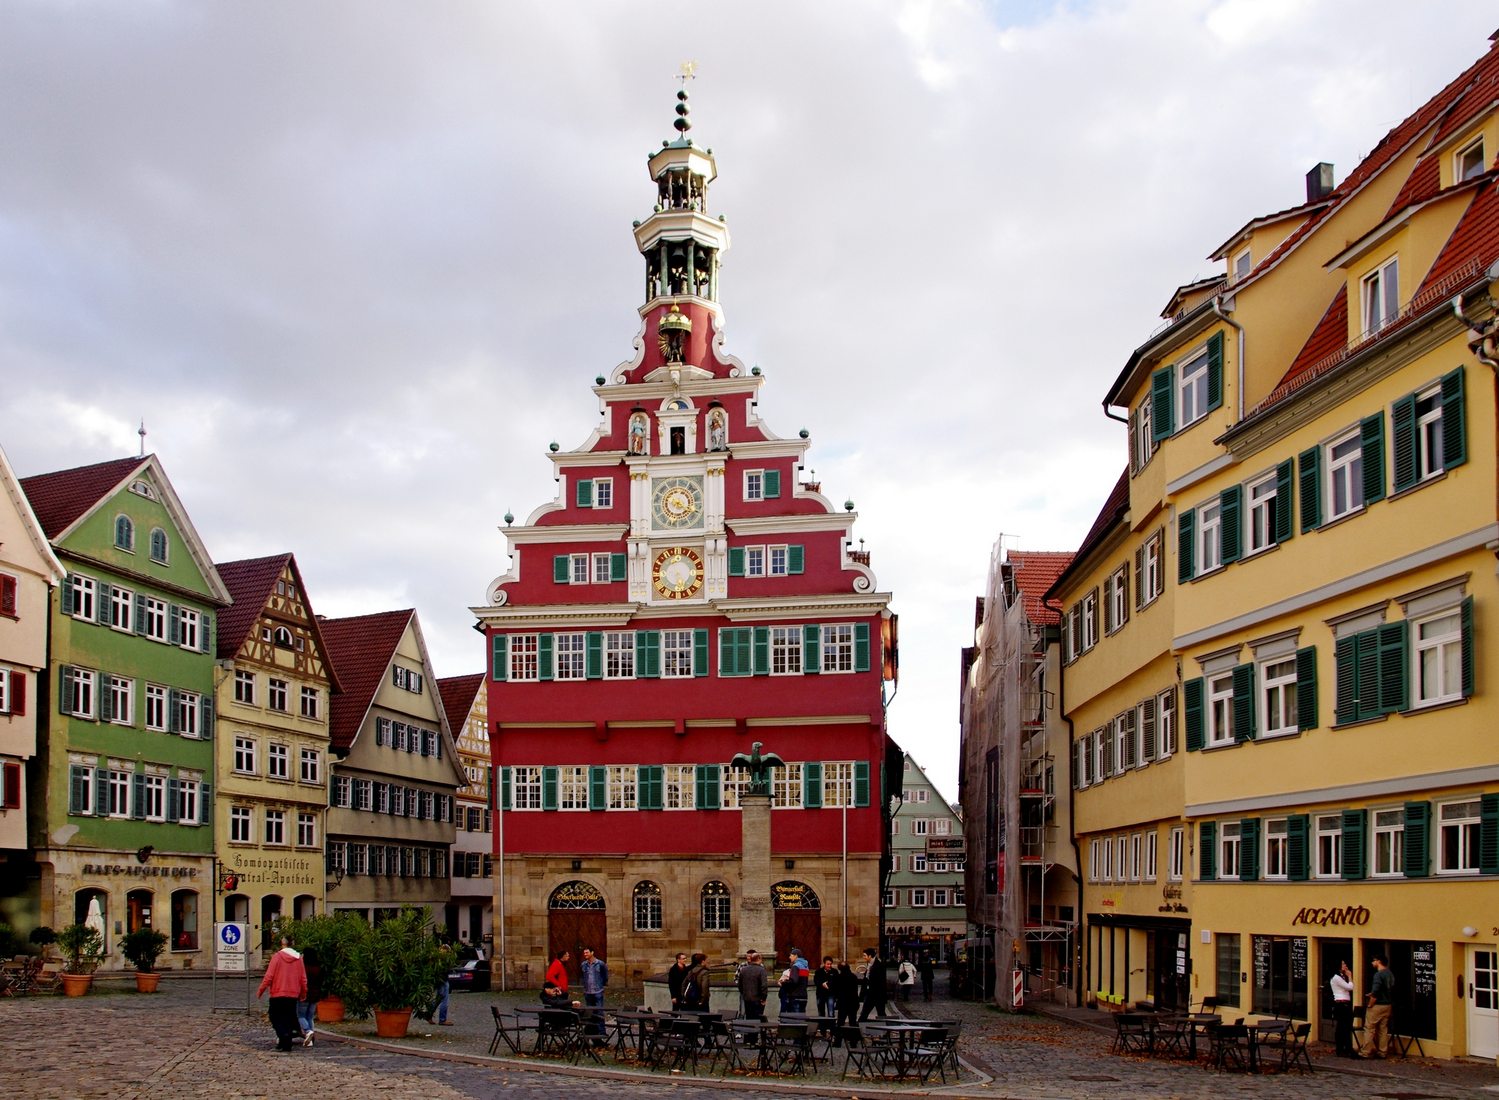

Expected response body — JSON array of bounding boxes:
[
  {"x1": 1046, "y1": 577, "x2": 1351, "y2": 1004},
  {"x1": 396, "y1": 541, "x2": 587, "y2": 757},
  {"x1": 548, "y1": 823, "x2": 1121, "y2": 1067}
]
[{"x1": 1306, "y1": 162, "x2": 1335, "y2": 202}]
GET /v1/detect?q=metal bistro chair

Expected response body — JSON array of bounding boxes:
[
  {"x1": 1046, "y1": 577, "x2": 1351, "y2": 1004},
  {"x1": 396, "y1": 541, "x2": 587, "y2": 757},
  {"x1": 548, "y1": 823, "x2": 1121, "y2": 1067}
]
[
  {"x1": 1113, "y1": 1012, "x2": 1154, "y2": 1056},
  {"x1": 1351, "y1": 1005, "x2": 1367, "y2": 1050},
  {"x1": 763, "y1": 1020, "x2": 813, "y2": 1076},
  {"x1": 649, "y1": 1015, "x2": 702, "y2": 1074},
  {"x1": 488, "y1": 1006, "x2": 532, "y2": 1056},
  {"x1": 904, "y1": 1024, "x2": 951, "y2": 1083},
  {"x1": 1211, "y1": 1023, "x2": 1250, "y2": 1072},
  {"x1": 1281, "y1": 1022, "x2": 1314, "y2": 1073}
]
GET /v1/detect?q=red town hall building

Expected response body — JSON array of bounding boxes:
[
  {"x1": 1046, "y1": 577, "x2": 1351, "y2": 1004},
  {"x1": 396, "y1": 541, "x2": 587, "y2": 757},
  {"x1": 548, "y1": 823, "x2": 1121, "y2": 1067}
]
[{"x1": 475, "y1": 91, "x2": 899, "y2": 991}]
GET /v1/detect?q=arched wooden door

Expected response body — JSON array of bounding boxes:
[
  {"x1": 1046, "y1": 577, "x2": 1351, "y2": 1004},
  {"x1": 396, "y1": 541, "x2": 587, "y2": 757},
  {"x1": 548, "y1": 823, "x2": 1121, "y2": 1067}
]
[
  {"x1": 547, "y1": 880, "x2": 607, "y2": 986},
  {"x1": 772, "y1": 880, "x2": 821, "y2": 967}
]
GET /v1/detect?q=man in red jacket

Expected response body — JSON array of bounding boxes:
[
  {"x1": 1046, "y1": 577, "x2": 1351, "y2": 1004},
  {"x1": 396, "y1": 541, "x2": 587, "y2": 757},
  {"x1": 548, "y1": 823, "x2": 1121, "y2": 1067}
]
[{"x1": 258, "y1": 935, "x2": 309, "y2": 1051}]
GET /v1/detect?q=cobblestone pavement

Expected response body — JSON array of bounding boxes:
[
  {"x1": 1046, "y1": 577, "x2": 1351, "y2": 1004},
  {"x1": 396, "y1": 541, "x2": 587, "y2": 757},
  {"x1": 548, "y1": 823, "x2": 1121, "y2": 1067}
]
[{"x1": 4, "y1": 975, "x2": 1497, "y2": 1099}]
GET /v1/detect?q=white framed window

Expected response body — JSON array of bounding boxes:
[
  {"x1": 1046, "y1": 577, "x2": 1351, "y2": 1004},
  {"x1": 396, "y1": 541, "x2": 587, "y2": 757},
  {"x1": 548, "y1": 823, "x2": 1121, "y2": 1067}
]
[
  {"x1": 107, "y1": 676, "x2": 133, "y2": 726},
  {"x1": 772, "y1": 762, "x2": 803, "y2": 809},
  {"x1": 769, "y1": 626, "x2": 802, "y2": 675},
  {"x1": 1106, "y1": 565, "x2": 1128, "y2": 634},
  {"x1": 910, "y1": 888, "x2": 927, "y2": 907},
  {"x1": 557, "y1": 766, "x2": 589, "y2": 810},
  {"x1": 662, "y1": 629, "x2": 694, "y2": 678},
  {"x1": 1218, "y1": 821, "x2": 1242, "y2": 880},
  {"x1": 1260, "y1": 658, "x2": 1299, "y2": 737},
  {"x1": 230, "y1": 806, "x2": 252, "y2": 843},
  {"x1": 1437, "y1": 799, "x2": 1482, "y2": 875},
  {"x1": 1101, "y1": 837, "x2": 1114, "y2": 881},
  {"x1": 1115, "y1": 835, "x2": 1128, "y2": 880},
  {"x1": 554, "y1": 632, "x2": 585, "y2": 680},
  {"x1": 1264, "y1": 817, "x2": 1289, "y2": 880},
  {"x1": 604, "y1": 632, "x2": 635, "y2": 678},
  {"x1": 178, "y1": 607, "x2": 200, "y2": 650},
  {"x1": 268, "y1": 743, "x2": 289, "y2": 780},
  {"x1": 933, "y1": 888, "x2": 950, "y2": 907},
  {"x1": 607, "y1": 764, "x2": 637, "y2": 810},
  {"x1": 178, "y1": 779, "x2": 200, "y2": 824},
  {"x1": 1232, "y1": 246, "x2": 1252, "y2": 283},
  {"x1": 114, "y1": 514, "x2": 135, "y2": 551},
  {"x1": 1128, "y1": 833, "x2": 1142, "y2": 881},
  {"x1": 69, "y1": 668, "x2": 97, "y2": 719},
  {"x1": 234, "y1": 670, "x2": 255, "y2": 705},
  {"x1": 1137, "y1": 530, "x2": 1164, "y2": 609},
  {"x1": 1088, "y1": 839, "x2": 1101, "y2": 882},
  {"x1": 1206, "y1": 671, "x2": 1235, "y2": 747},
  {"x1": 268, "y1": 678, "x2": 288, "y2": 712},
  {"x1": 822, "y1": 624, "x2": 854, "y2": 673},
  {"x1": 745, "y1": 546, "x2": 766, "y2": 577},
  {"x1": 69, "y1": 575, "x2": 96, "y2": 621},
  {"x1": 744, "y1": 470, "x2": 764, "y2": 501},
  {"x1": 1132, "y1": 397, "x2": 1155, "y2": 473},
  {"x1": 1091, "y1": 729, "x2": 1105, "y2": 782},
  {"x1": 1372, "y1": 808, "x2": 1404, "y2": 877},
  {"x1": 1412, "y1": 609, "x2": 1463, "y2": 706},
  {"x1": 1178, "y1": 347, "x2": 1210, "y2": 428},
  {"x1": 297, "y1": 812, "x2": 316, "y2": 847},
  {"x1": 300, "y1": 748, "x2": 320, "y2": 784},
  {"x1": 300, "y1": 687, "x2": 319, "y2": 719},
  {"x1": 509, "y1": 634, "x2": 540, "y2": 681},
  {"x1": 822, "y1": 761, "x2": 854, "y2": 808},
  {"x1": 1362, "y1": 257, "x2": 1399, "y2": 334},
  {"x1": 1314, "y1": 814, "x2": 1341, "y2": 878},
  {"x1": 354, "y1": 779, "x2": 372, "y2": 811},
  {"x1": 1157, "y1": 688, "x2": 1176, "y2": 757},
  {"x1": 1327, "y1": 428, "x2": 1365, "y2": 520},
  {"x1": 1196, "y1": 499, "x2": 1222, "y2": 574},
  {"x1": 570, "y1": 553, "x2": 590, "y2": 585},
  {"x1": 234, "y1": 737, "x2": 256, "y2": 774},
  {"x1": 149, "y1": 528, "x2": 169, "y2": 563},
  {"x1": 144, "y1": 684, "x2": 167, "y2": 731},
  {"x1": 175, "y1": 690, "x2": 200, "y2": 738},
  {"x1": 110, "y1": 585, "x2": 133, "y2": 632},
  {"x1": 1144, "y1": 830, "x2": 1158, "y2": 881},
  {"x1": 663, "y1": 763, "x2": 696, "y2": 810},
  {"x1": 933, "y1": 817, "x2": 950, "y2": 835},
  {"x1": 512, "y1": 766, "x2": 542, "y2": 810},
  {"x1": 332, "y1": 775, "x2": 351, "y2": 808},
  {"x1": 1247, "y1": 474, "x2": 1278, "y2": 555},
  {"x1": 913, "y1": 818, "x2": 929, "y2": 835},
  {"x1": 912, "y1": 853, "x2": 928, "y2": 873},
  {"x1": 264, "y1": 809, "x2": 286, "y2": 846},
  {"x1": 140, "y1": 773, "x2": 165, "y2": 821},
  {"x1": 592, "y1": 552, "x2": 611, "y2": 584},
  {"x1": 884, "y1": 888, "x2": 898, "y2": 907},
  {"x1": 592, "y1": 478, "x2": 613, "y2": 509},
  {"x1": 1456, "y1": 136, "x2": 1486, "y2": 181},
  {"x1": 768, "y1": 545, "x2": 789, "y2": 576},
  {"x1": 142, "y1": 597, "x2": 168, "y2": 641},
  {"x1": 1168, "y1": 825, "x2": 1185, "y2": 882},
  {"x1": 1081, "y1": 590, "x2": 1098, "y2": 651},
  {"x1": 1412, "y1": 385, "x2": 1445, "y2": 483}
]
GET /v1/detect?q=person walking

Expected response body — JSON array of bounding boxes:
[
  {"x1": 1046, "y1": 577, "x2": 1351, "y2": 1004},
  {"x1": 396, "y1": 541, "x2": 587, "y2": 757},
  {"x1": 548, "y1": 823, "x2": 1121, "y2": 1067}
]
[
  {"x1": 897, "y1": 954, "x2": 917, "y2": 1002},
  {"x1": 257, "y1": 934, "x2": 308, "y2": 1052},
  {"x1": 1330, "y1": 960, "x2": 1356, "y2": 1057},
  {"x1": 545, "y1": 949, "x2": 571, "y2": 993},
  {"x1": 295, "y1": 946, "x2": 320, "y2": 1048},
  {"x1": 579, "y1": 946, "x2": 609, "y2": 1040},
  {"x1": 1360, "y1": 955, "x2": 1395, "y2": 1058},
  {"x1": 918, "y1": 952, "x2": 936, "y2": 1002},
  {"x1": 667, "y1": 951, "x2": 691, "y2": 1010},
  {"x1": 780, "y1": 951, "x2": 809, "y2": 1013},
  {"x1": 814, "y1": 956, "x2": 838, "y2": 1018},
  {"x1": 736, "y1": 949, "x2": 769, "y2": 1020},
  {"x1": 432, "y1": 942, "x2": 453, "y2": 1026},
  {"x1": 858, "y1": 947, "x2": 889, "y2": 1021}
]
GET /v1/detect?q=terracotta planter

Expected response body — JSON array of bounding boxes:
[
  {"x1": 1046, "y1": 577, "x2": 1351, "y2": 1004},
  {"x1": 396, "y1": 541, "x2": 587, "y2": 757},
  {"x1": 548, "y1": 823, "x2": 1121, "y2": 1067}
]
[
  {"x1": 373, "y1": 1007, "x2": 412, "y2": 1038},
  {"x1": 60, "y1": 973, "x2": 93, "y2": 997},
  {"x1": 134, "y1": 971, "x2": 162, "y2": 993},
  {"x1": 316, "y1": 995, "x2": 346, "y2": 1022}
]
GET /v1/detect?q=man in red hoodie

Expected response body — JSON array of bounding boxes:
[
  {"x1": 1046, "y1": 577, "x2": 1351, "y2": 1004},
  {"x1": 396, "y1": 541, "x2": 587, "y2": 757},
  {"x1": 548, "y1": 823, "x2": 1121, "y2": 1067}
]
[{"x1": 258, "y1": 934, "x2": 309, "y2": 1051}]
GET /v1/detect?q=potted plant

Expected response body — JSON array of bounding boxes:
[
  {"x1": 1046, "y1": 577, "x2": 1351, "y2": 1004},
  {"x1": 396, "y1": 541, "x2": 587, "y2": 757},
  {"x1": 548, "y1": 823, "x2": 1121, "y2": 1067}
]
[
  {"x1": 345, "y1": 907, "x2": 446, "y2": 1037},
  {"x1": 121, "y1": 927, "x2": 169, "y2": 992},
  {"x1": 286, "y1": 912, "x2": 368, "y2": 1022},
  {"x1": 57, "y1": 922, "x2": 103, "y2": 996}
]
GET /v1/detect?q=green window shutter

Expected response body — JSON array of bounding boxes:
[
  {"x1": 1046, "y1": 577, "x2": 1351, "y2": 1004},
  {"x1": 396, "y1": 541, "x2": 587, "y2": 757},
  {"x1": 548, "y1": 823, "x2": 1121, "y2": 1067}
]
[
  {"x1": 1177, "y1": 507, "x2": 1195, "y2": 583},
  {"x1": 752, "y1": 626, "x2": 770, "y2": 676},
  {"x1": 500, "y1": 767, "x2": 512, "y2": 810},
  {"x1": 538, "y1": 634, "x2": 554, "y2": 681},
  {"x1": 1403, "y1": 801, "x2": 1431, "y2": 878},
  {"x1": 133, "y1": 593, "x2": 147, "y2": 635},
  {"x1": 728, "y1": 547, "x2": 745, "y2": 577},
  {"x1": 1295, "y1": 646, "x2": 1318, "y2": 731},
  {"x1": 1287, "y1": 815, "x2": 1310, "y2": 881},
  {"x1": 719, "y1": 628, "x2": 750, "y2": 677},
  {"x1": 167, "y1": 688, "x2": 180, "y2": 733},
  {"x1": 1341, "y1": 809, "x2": 1367, "y2": 880},
  {"x1": 96, "y1": 584, "x2": 111, "y2": 625},
  {"x1": 854, "y1": 622, "x2": 871, "y2": 672},
  {"x1": 576, "y1": 479, "x2": 593, "y2": 508},
  {"x1": 1220, "y1": 484, "x2": 1242, "y2": 566},
  {"x1": 198, "y1": 783, "x2": 211, "y2": 824},
  {"x1": 637, "y1": 630, "x2": 660, "y2": 678},
  {"x1": 553, "y1": 555, "x2": 570, "y2": 583},
  {"x1": 58, "y1": 666, "x2": 74, "y2": 716},
  {"x1": 69, "y1": 765, "x2": 87, "y2": 814},
  {"x1": 1206, "y1": 331, "x2": 1224, "y2": 411},
  {"x1": 694, "y1": 629, "x2": 709, "y2": 677},
  {"x1": 1441, "y1": 366, "x2": 1467, "y2": 469},
  {"x1": 1199, "y1": 821, "x2": 1217, "y2": 881},
  {"x1": 1231, "y1": 663, "x2": 1256, "y2": 741},
  {"x1": 1360, "y1": 413, "x2": 1386, "y2": 505},
  {"x1": 1299, "y1": 446, "x2": 1322, "y2": 531},
  {"x1": 166, "y1": 778, "x2": 179, "y2": 822},
  {"x1": 764, "y1": 470, "x2": 781, "y2": 499},
  {"x1": 1461, "y1": 596, "x2": 1475, "y2": 697},
  {"x1": 201, "y1": 696, "x2": 213, "y2": 740},
  {"x1": 853, "y1": 760, "x2": 870, "y2": 807},
  {"x1": 168, "y1": 605, "x2": 181, "y2": 645},
  {"x1": 98, "y1": 680, "x2": 113, "y2": 723},
  {"x1": 1184, "y1": 677, "x2": 1205, "y2": 751},
  {"x1": 1273, "y1": 460, "x2": 1295, "y2": 544},
  {"x1": 1238, "y1": 818, "x2": 1260, "y2": 881},
  {"x1": 1477, "y1": 793, "x2": 1499, "y2": 875},
  {"x1": 491, "y1": 634, "x2": 508, "y2": 681},
  {"x1": 803, "y1": 762, "x2": 823, "y2": 809},
  {"x1": 610, "y1": 553, "x2": 626, "y2": 581},
  {"x1": 803, "y1": 624, "x2": 821, "y2": 674},
  {"x1": 638, "y1": 765, "x2": 663, "y2": 810},
  {"x1": 589, "y1": 765, "x2": 607, "y2": 811},
  {"x1": 132, "y1": 772, "x2": 146, "y2": 820},
  {"x1": 61, "y1": 576, "x2": 75, "y2": 616},
  {"x1": 586, "y1": 632, "x2": 603, "y2": 679},
  {"x1": 1376, "y1": 620, "x2": 1409, "y2": 714},
  {"x1": 93, "y1": 767, "x2": 108, "y2": 816},
  {"x1": 695, "y1": 764, "x2": 721, "y2": 810},
  {"x1": 787, "y1": 544, "x2": 805, "y2": 574},
  {"x1": 1150, "y1": 366, "x2": 1175, "y2": 442},
  {"x1": 1391, "y1": 393, "x2": 1418, "y2": 492},
  {"x1": 1333, "y1": 635, "x2": 1357, "y2": 724}
]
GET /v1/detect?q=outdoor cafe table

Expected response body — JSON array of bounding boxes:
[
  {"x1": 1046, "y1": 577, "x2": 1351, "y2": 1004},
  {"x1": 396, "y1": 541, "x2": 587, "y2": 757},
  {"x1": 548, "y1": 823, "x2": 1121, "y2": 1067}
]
[
  {"x1": 863, "y1": 1022, "x2": 932, "y2": 1080},
  {"x1": 1244, "y1": 1019, "x2": 1290, "y2": 1072},
  {"x1": 729, "y1": 1019, "x2": 772, "y2": 1072},
  {"x1": 1174, "y1": 1013, "x2": 1222, "y2": 1059},
  {"x1": 610, "y1": 1010, "x2": 662, "y2": 1061}
]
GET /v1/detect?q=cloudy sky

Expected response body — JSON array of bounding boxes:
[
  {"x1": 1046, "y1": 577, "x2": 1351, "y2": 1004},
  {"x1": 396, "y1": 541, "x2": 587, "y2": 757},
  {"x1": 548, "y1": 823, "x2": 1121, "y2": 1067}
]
[{"x1": 3, "y1": 1, "x2": 1494, "y2": 798}]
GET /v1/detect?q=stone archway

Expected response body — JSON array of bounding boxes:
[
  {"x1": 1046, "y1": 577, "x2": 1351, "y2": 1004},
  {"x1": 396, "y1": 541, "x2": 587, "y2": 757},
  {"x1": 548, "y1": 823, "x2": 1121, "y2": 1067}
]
[
  {"x1": 547, "y1": 880, "x2": 607, "y2": 987},
  {"x1": 772, "y1": 880, "x2": 821, "y2": 967}
]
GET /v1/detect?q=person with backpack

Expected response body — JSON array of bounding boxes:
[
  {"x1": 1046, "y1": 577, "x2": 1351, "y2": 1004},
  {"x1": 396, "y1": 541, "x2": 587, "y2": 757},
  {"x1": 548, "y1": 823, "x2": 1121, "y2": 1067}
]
[
  {"x1": 736, "y1": 949, "x2": 768, "y2": 1020},
  {"x1": 680, "y1": 951, "x2": 712, "y2": 1012},
  {"x1": 897, "y1": 954, "x2": 917, "y2": 1002}
]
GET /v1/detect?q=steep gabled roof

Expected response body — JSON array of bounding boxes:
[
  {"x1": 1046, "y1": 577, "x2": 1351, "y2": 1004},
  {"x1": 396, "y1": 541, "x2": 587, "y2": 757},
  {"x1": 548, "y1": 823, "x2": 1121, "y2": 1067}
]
[
  {"x1": 20, "y1": 456, "x2": 148, "y2": 540},
  {"x1": 215, "y1": 553, "x2": 343, "y2": 693},
  {"x1": 320, "y1": 609, "x2": 417, "y2": 752},
  {"x1": 1007, "y1": 551, "x2": 1074, "y2": 628},
  {"x1": 437, "y1": 673, "x2": 484, "y2": 736},
  {"x1": 0, "y1": 444, "x2": 65, "y2": 586}
]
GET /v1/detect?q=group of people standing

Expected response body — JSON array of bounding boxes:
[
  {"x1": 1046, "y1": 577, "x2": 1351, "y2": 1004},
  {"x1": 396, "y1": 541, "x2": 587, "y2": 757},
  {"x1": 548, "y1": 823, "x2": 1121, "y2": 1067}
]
[{"x1": 1330, "y1": 954, "x2": 1397, "y2": 1059}]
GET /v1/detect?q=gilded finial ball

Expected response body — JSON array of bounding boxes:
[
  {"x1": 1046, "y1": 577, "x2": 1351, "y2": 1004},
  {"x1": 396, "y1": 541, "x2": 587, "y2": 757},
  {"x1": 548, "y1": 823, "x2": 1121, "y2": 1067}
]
[
  {"x1": 549, "y1": 441, "x2": 559, "y2": 453},
  {"x1": 799, "y1": 428, "x2": 809, "y2": 439},
  {"x1": 845, "y1": 500, "x2": 855, "y2": 512},
  {"x1": 504, "y1": 511, "x2": 514, "y2": 525}
]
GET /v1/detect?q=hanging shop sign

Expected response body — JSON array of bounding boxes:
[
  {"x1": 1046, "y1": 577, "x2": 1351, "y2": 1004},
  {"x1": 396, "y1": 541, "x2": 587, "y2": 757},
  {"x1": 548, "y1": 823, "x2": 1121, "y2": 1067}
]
[{"x1": 925, "y1": 837, "x2": 966, "y2": 854}]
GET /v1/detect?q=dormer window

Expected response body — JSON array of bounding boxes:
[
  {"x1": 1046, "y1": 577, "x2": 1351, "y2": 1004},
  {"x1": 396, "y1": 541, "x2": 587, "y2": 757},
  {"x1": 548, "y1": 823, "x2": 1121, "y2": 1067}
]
[
  {"x1": 1456, "y1": 137, "x2": 1485, "y2": 182},
  {"x1": 1231, "y1": 247, "x2": 1252, "y2": 283},
  {"x1": 273, "y1": 626, "x2": 294, "y2": 648},
  {"x1": 1362, "y1": 257, "x2": 1399, "y2": 335}
]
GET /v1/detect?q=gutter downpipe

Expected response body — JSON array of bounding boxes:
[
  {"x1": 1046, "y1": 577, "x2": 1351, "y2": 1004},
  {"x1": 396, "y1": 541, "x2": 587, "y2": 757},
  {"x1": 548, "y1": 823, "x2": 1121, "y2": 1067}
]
[
  {"x1": 1043, "y1": 595, "x2": 1084, "y2": 1009},
  {"x1": 1212, "y1": 295, "x2": 1247, "y2": 420}
]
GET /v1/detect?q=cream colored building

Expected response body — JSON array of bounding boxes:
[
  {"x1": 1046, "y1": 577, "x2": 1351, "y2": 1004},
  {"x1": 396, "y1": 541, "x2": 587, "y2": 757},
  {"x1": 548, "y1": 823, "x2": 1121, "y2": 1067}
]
[{"x1": 439, "y1": 673, "x2": 492, "y2": 951}]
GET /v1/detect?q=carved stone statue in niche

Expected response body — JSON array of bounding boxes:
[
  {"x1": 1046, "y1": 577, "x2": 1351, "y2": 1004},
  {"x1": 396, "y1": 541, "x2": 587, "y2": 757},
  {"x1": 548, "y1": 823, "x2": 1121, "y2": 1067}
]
[
  {"x1": 707, "y1": 408, "x2": 727, "y2": 451},
  {"x1": 628, "y1": 412, "x2": 649, "y2": 456}
]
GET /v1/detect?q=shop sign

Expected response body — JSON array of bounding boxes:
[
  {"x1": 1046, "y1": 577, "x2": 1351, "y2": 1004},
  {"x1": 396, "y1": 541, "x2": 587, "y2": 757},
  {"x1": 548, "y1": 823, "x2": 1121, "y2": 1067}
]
[
  {"x1": 1291, "y1": 905, "x2": 1371, "y2": 927},
  {"x1": 81, "y1": 863, "x2": 200, "y2": 879},
  {"x1": 925, "y1": 837, "x2": 965, "y2": 854},
  {"x1": 886, "y1": 924, "x2": 960, "y2": 936},
  {"x1": 772, "y1": 881, "x2": 820, "y2": 909}
]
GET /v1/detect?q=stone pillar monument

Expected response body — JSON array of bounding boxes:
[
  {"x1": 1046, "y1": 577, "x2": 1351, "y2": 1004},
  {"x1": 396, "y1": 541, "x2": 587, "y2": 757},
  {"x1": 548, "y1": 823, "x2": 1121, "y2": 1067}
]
[{"x1": 731, "y1": 742, "x2": 784, "y2": 960}]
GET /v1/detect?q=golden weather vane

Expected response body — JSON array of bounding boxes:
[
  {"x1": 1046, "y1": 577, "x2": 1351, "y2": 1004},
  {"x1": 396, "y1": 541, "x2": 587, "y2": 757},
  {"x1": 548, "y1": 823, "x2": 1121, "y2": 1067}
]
[{"x1": 678, "y1": 60, "x2": 697, "y2": 85}]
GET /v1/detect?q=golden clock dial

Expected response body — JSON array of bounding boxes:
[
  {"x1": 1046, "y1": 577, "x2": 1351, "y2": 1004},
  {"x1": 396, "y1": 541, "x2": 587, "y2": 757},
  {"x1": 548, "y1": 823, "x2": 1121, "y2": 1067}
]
[
  {"x1": 651, "y1": 476, "x2": 704, "y2": 529},
  {"x1": 651, "y1": 546, "x2": 704, "y2": 599}
]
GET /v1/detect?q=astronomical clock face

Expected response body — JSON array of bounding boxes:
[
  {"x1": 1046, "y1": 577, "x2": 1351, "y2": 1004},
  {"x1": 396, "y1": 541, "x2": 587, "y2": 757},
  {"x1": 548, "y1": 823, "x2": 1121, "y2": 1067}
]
[
  {"x1": 652, "y1": 546, "x2": 704, "y2": 600},
  {"x1": 651, "y1": 475, "x2": 704, "y2": 530}
]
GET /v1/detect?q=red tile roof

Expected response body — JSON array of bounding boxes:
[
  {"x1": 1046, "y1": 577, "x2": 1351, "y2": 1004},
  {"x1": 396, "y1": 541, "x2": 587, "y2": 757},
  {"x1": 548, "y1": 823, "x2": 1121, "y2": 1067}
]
[
  {"x1": 320, "y1": 609, "x2": 416, "y2": 751},
  {"x1": 215, "y1": 554, "x2": 293, "y2": 660},
  {"x1": 1420, "y1": 174, "x2": 1499, "y2": 293},
  {"x1": 19, "y1": 456, "x2": 147, "y2": 539},
  {"x1": 1280, "y1": 285, "x2": 1349, "y2": 389},
  {"x1": 1007, "y1": 551, "x2": 1074, "y2": 627},
  {"x1": 437, "y1": 673, "x2": 484, "y2": 736}
]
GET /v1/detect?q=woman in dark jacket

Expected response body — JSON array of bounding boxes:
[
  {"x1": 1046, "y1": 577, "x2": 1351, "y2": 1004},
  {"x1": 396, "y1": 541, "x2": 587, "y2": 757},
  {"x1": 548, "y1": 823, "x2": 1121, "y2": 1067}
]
[{"x1": 832, "y1": 960, "x2": 861, "y2": 1041}]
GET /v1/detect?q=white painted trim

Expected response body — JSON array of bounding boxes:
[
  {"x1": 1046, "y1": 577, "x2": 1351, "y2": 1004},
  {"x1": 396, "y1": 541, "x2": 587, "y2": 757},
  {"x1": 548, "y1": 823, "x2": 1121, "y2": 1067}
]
[
  {"x1": 1187, "y1": 764, "x2": 1499, "y2": 818},
  {"x1": 1166, "y1": 452, "x2": 1236, "y2": 497}
]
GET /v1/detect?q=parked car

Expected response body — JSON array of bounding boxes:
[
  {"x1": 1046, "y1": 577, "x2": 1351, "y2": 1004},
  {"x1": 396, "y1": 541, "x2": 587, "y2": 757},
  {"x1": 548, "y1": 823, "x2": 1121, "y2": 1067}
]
[{"x1": 448, "y1": 958, "x2": 491, "y2": 992}]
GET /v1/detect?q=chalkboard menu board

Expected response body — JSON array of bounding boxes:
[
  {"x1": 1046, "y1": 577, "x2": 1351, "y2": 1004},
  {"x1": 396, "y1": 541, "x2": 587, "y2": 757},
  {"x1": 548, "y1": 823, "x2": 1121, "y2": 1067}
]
[
  {"x1": 1253, "y1": 937, "x2": 1271, "y2": 990},
  {"x1": 1391, "y1": 939, "x2": 1438, "y2": 1041},
  {"x1": 1291, "y1": 938, "x2": 1308, "y2": 983},
  {"x1": 1412, "y1": 943, "x2": 1436, "y2": 996}
]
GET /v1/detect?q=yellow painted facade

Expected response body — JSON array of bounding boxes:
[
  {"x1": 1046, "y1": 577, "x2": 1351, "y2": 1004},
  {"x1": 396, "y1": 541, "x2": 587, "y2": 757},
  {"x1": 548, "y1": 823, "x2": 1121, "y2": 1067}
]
[{"x1": 1051, "y1": 33, "x2": 1499, "y2": 1060}]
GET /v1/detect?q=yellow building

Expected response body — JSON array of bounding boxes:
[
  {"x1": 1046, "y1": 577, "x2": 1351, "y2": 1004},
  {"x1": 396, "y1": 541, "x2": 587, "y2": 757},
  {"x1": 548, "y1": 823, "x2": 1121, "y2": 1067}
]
[
  {"x1": 213, "y1": 554, "x2": 339, "y2": 953},
  {"x1": 1053, "y1": 31, "x2": 1499, "y2": 1059}
]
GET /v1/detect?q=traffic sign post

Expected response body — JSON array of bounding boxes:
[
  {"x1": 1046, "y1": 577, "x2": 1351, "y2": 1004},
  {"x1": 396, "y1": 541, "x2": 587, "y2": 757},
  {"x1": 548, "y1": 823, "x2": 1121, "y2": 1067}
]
[{"x1": 210, "y1": 922, "x2": 253, "y2": 1014}]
